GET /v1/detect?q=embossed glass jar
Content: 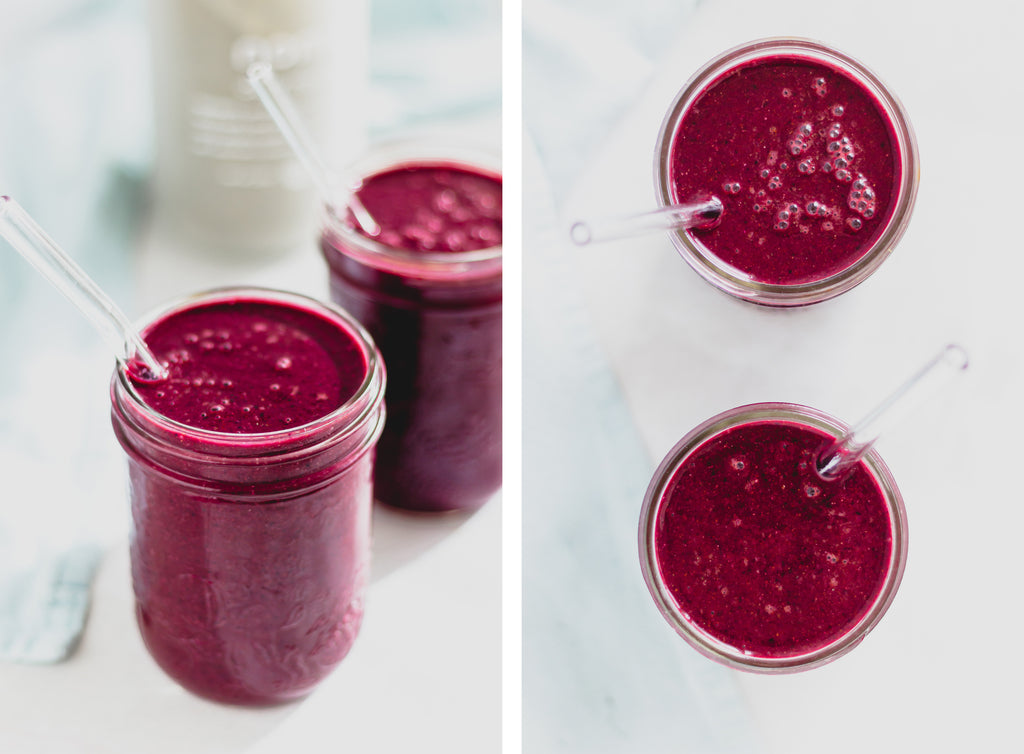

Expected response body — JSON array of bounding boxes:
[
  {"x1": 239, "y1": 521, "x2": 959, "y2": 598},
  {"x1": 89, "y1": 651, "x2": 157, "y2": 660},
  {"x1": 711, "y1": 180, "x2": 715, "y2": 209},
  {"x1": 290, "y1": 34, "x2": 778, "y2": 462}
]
[
  {"x1": 320, "y1": 141, "x2": 502, "y2": 512},
  {"x1": 110, "y1": 288, "x2": 385, "y2": 704},
  {"x1": 639, "y1": 403, "x2": 908, "y2": 672},
  {"x1": 654, "y1": 38, "x2": 919, "y2": 306}
]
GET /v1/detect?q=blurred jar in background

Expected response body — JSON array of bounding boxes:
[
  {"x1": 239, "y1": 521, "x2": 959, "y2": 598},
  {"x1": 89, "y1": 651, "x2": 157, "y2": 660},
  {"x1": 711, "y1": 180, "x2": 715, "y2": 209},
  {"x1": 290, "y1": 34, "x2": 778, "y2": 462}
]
[{"x1": 149, "y1": 0, "x2": 368, "y2": 257}]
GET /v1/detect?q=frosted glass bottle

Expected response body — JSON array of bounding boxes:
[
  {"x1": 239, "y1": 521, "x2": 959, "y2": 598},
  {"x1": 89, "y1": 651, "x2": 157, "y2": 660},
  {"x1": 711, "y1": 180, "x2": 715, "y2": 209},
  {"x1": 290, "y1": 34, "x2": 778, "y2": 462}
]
[{"x1": 149, "y1": 0, "x2": 368, "y2": 257}]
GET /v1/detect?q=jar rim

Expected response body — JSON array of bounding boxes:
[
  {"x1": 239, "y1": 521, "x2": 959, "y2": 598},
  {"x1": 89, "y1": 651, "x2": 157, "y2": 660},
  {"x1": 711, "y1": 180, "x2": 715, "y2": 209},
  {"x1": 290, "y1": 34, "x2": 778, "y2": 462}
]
[
  {"x1": 112, "y1": 286, "x2": 386, "y2": 454},
  {"x1": 653, "y1": 37, "x2": 920, "y2": 306},
  {"x1": 638, "y1": 402, "x2": 908, "y2": 672},
  {"x1": 321, "y1": 139, "x2": 503, "y2": 281}
]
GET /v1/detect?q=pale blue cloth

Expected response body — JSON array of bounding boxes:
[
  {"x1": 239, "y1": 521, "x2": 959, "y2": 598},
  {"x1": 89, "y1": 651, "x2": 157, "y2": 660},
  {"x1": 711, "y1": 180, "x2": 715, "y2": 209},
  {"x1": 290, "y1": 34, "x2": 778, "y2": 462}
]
[
  {"x1": 0, "y1": 0, "x2": 149, "y2": 663},
  {"x1": 523, "y1": 2, "x2": 761, "y2": 750}
]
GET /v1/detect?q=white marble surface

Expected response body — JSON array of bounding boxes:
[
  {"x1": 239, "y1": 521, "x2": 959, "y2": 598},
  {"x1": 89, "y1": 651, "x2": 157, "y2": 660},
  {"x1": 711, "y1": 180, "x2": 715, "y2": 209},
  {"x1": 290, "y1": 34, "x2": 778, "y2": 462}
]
[{"x1": 525, "y1": 0, "x2": 1023, "y2": 751}]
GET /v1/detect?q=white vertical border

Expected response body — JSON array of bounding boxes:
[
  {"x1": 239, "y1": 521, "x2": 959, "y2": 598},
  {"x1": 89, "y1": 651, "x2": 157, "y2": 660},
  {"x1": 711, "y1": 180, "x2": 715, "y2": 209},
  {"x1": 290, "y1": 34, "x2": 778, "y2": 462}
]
[{"x1": 501, "y1": 0, "x2": 523, "y2": 751}]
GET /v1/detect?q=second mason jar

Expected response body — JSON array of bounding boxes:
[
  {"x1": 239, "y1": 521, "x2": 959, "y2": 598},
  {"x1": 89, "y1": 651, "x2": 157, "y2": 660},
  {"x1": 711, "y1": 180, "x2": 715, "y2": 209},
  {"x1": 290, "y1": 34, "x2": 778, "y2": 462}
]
[{"x1": 321, "y1": 142, "x2": 502, "y2": 513}]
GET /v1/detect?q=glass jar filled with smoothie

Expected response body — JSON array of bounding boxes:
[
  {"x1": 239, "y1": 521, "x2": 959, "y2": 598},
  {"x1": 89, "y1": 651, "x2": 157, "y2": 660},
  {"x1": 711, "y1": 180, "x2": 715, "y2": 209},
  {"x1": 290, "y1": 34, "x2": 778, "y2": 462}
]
[
  {"x1": 110, "y1": 287, "x2": 385, "y2": 704},
  {"x1": 321, "y1": 141, "x2": 502, "y2": 513},
  {"x1": 655, "y1": 38, "x2": 919, "y2": 306},
  {"x1": 639, "y1": 403, "x2": 907, "y2": 672}
]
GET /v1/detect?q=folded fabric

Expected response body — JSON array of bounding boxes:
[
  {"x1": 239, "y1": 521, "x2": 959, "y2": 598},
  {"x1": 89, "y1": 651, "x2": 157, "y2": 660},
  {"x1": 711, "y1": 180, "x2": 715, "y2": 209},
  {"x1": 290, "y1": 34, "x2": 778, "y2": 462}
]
[
  {"x1": 0, "y1": 0, "x2": 150, "y2": 664},
  {"x1": 0, "y1": 544, "x2": 103, "y2": 663}
]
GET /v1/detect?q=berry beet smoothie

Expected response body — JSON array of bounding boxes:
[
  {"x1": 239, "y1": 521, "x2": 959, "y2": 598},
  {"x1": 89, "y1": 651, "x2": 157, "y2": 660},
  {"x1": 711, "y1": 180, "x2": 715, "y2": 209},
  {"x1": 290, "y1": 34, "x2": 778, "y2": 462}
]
[
  {"x1": 640, "y1": 404, "x2": 907, "y2": 672},
  {"x1": 135, "y1": 299, "x2": 367, "y2": 432},
  {"x1": 322, "y1": 149, "x2": 502, "y2": 512},
  {"x1": 656, "y1": 39, "x2": 918, "y2": 305},
  {"x1": 110, "y1": 289, "x2": 385, "y2": 704},
  {"x1": 352, "y1": 164, "x2": 501, "y2": 253}
]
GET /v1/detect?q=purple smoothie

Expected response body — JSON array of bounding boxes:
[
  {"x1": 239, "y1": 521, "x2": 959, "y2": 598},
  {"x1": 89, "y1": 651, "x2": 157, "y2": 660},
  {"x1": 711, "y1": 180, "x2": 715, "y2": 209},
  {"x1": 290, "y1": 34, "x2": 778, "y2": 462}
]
[
  {"x1": 669, "y1": 55, "x2": 900, "y2": 285},
  {"x1": 641, "y1": 404, "x2": 906, "y2": 670},
  {"x1": 655, "y1": 40, "x2": 918, "y2": 305},
  {"x1": 134, "y1": 299, "x2": 367, "y2": 432},
  {"x1": 351, "y1": 164, "x2": 501, "y2": 253},
  {"x1": 111, "y1": 290, "x2": 385, "y2": 704},
  {"x1": 322, "y1": 154, "x2": 502, "y2": 512}
]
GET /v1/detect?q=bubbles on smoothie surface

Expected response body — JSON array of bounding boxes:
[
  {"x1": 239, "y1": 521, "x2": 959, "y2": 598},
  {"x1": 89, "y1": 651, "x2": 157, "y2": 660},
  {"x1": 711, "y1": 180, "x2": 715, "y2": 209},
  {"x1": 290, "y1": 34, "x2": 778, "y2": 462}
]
[
  {"x1": 670, "y1": 54, "x2": 901, "y2": 283},
  {"x1": 753, "y1": 72, "x2": 888, "y2": 247},
  {"x1": 348, "y1": 164, "x2": 502, "y2": 253},
  {"x1": 134, "y1": 302, "x2": 366, "y2": 433},
  {"x1": 655, "y1": 420, "x2": 893, "y2": 656},
  {"x1": 786, "y1": 122, "x2": 814, "y2": 155},
  {"x1": 848, "y1": 175, "x2": 878, "y2": 219},
  {"x1": 773, "y1": 203, "x2": 800, "y2": 232}
]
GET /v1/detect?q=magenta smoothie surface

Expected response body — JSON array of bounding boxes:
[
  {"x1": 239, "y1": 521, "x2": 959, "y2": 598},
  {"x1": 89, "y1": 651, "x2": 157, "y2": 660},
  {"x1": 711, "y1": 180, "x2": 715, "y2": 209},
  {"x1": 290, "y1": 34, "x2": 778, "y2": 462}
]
[
  {"x1": 668, "y1": 54, "x2": 901, "y2": 285},
  {"x1": 323, "y1": 156, "x2": 502, "y2": 512},
  {"x1": 651, "y1": 418, "x2": 895, "y2": 661},
  {"x1": 133, "y1": 299, "x2": 367, "y2": 432},
  {"x1": 112, "y1": 291, "x2": 382, "y2": 704},
  {"x1": 351, "y1": 163, "x2": 501, "y2": 253}
]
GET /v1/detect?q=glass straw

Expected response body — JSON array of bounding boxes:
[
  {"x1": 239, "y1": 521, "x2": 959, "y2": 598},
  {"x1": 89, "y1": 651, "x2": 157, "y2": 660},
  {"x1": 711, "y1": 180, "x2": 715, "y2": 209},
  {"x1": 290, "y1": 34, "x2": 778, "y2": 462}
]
[
  {"x1": 570, "y1": 197, "x2": 723, "y2": 246},
  {"x1": 245, "y1": 61, "x2": 380, "y2": 237},
  {"x1": 817, "y1": 343, "x2": 969, "y2": 480},
  {"x1": 0, "y1": 196, "x2": 167, "y2": 381}
]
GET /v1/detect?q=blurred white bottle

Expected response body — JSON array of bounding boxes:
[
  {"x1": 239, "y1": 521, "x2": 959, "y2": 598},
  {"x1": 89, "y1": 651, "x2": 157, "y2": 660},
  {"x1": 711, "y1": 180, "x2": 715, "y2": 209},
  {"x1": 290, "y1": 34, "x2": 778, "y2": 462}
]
[{"x1": 149, "y1": 0, "x2": 368, "y2": 257}]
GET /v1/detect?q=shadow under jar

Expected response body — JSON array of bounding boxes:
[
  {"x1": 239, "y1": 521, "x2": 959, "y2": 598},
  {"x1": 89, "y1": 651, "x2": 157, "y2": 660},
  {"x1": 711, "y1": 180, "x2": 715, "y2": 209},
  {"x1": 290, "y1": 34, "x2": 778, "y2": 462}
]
[
  {"x1": 639, "y1": 403, "x2": 907, "y2": 672},
  {"x1": 654, "y1": 38, "x2": 919, "y2": 306},
  {"x1": 110, "y1": 288, "x2": 385, "y2": 704},
  {"x1": 321, "y1": 142, "x2": 502, "y2": 513}
]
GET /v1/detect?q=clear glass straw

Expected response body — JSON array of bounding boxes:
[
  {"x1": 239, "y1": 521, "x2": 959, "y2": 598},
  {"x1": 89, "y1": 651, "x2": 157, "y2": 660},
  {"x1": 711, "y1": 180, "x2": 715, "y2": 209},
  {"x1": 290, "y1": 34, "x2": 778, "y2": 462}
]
[
  {"x1": 816, "y1": 343, "x2": 969, "y2": 480},
  {"x1": 245, "y1": 60, "x2": 380, "y2": 237},
  {"x1": 569, "y1": 197, "x2": 723, "y2": 246},
  {"x1": 0, "y1": 196, "x2": 167, "y2": 381}
]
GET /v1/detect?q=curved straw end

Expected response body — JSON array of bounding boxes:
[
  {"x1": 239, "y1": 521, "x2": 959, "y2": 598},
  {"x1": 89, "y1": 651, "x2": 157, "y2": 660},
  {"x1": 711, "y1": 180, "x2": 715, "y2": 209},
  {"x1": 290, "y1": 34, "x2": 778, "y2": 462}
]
[
  {"x1": 815, "y1": 437, "x2": 865, "y2": 481},
  {"x1": 568, "y1": 196, "x2": 723, "y2": 247},
  {"x1": 941, "y1": 343, "x2": 970, "y2": 372},
  {"x1": 569, "y1": 221, "x2": 592, "y2": 246},
  {"x1": 697, "y1": 196, "x2": 724, "y2": 229},
  {"x1": 245, "y1": 60, "x2": 273, "y2": 85},
  {"x1": 124, "y1": 355, "x2": 168, "y2": 384}
]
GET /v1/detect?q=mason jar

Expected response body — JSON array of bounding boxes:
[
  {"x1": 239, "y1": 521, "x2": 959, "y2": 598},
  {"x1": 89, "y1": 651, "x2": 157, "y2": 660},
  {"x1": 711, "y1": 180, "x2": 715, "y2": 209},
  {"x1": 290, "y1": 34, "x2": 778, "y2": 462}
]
[
  {"x1": 654, "y1": 38, "x2": 919, "y2": 306},
  {"x1": 321, "y1": 141, "x2": 501, "y2": 512},
  {"x1": 110, "y1": 287, "x2": 385, "y2": 704},
  {"x1": 639, "y1": 402, "x2": 908, "y2": 672}
]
